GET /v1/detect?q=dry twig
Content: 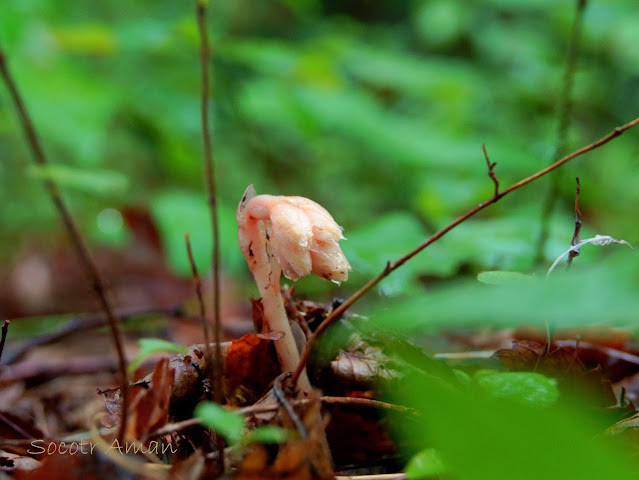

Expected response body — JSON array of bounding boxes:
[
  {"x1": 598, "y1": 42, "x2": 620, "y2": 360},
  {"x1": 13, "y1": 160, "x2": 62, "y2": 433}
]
[
  {"x1": 148, "y1": 395, "x2": 411, "y2": 438},
  {"x1": 195, "y1": 0, "x2": 223, "y2": 403},
  {"x1": 535, "y1": 0, "x2": 588, "y2": 261},
  {"x1": 274, "y1": 372, "x2": 307, "y2": 439},
  {"x1": 0, "y1": 48, "x2": 130, "y2": 444},
  {"x1": 3, "y1": 306, "x2": 182, "y2": 365},
  {"x1": 482, "y1": 144, "x2": 499, "y2": 197},
  {"x1": 0, "y1": 356, "x2": 117, "y2": 386},
  {"x1": 185, "y1": 233, "x2": 212, "y2": 392},
  {"x1": 291, "y1": 116, "x2": 639, "y2": 388},
  {"x1": 567, "y1": 177, "x2": 583, "y2": 267}
]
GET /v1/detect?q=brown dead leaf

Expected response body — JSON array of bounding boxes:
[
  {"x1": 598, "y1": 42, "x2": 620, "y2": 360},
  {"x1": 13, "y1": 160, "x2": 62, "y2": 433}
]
[
  {"x1": 128, "y1": 358, "x2": 175, "y2": 440},
  {"x1": 98, "y1": 386, "x2": 125, "y2": 429},
  {"x1": 0, "y1": 411, "x2": 44, "y2": 441},
  {"x1": 99, "y1": 342, "x2": 231, "y2": 427},
  {"x1": 12, "y1": 451, "x2": 118, "y2": 480},
  {"x1": 0, "y1": 411, "x2": 46, "y2": 455},
  {"x1": 494, "y1": 340, "x2": 618, "y2": 408},
  {"x1": 224, "y1": 334, "x2": 280, "y2": 406},
  {"x1": 325, "y1": 405, "x2": 396, "y2": 469},
  {"x1": 237, "y1": 395, "x2": 334, "y2": 479},
  {"x1": 236, "y1": 442, "x2": 311, "y2": 480},
  {"x1": 330, "y1": 347, "x2": 394, "y2": 385},
  {"x1": 493, "y1": 340, "x2": 582, "y2": 375},
  {"x1": 169, "y1": 449, "x2": 213, "y2": 480},
  {"x1": 257, "y1": 331, "x2": 285, "y2": 341}
]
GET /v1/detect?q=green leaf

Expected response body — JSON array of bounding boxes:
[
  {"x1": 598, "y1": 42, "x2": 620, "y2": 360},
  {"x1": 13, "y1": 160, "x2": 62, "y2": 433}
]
[
  {"x1": 343, "y1": 212, "x2": 432, "y2": 294},
  {"x1": 405, "y1": 448, "x2": 446, "y2": 479},
  {"x1": 244, "y1": 426, "x2": 289, "y2": 445},
  {"x1": 477, "y1": 271, "x2": 534, "y2": 285},
  {"x1": 388, "y1": 359, "x2": 638, "y2": 480},
  {"x1": 366, "y1": 250, "x2": 639, "y2": 332},
  {"x1": 150, "y1": 190, "x2": 244, "y2": 277},
  {"x1": 194, "y1": 402, "x2": 245, "y2": 446},
  {"x1": 127, "y1": 338, "x2": 187, "y2": 373},
  {"x1": 27, "y1": 164, "x2": 128, "y2": 195},
  {"x1": 53, "y1": 24, "x2": 117, "y2": 55},
  {"x1": 475, "y1": 371, "x2": 559, "y2": 407}
]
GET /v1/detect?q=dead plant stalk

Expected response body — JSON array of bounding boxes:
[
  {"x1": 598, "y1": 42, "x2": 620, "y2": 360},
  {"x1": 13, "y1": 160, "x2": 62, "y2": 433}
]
[
  {"x1": 0, "y1": 48, "x2": 130, "y2": 445},
  {"x1": 196, "y1": 0, "x2": 223, "y2": 405}
]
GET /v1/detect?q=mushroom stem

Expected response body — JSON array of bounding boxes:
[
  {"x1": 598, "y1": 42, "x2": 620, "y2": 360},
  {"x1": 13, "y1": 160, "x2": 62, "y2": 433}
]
[{"x1": 243, "y1": 217, "x2": 312, "y2": 395}]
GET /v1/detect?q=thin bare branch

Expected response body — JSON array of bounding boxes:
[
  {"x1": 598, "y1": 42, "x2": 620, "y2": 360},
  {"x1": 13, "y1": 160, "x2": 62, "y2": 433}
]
[
  {"x1": 3, "y1": 306, "x2": 181, "y2": 366},
  {"x1": 535, "y1": 0, "x2": 588, "y2": 262},
  {"x1": 148, "y1": 395, "x2": 411, "y2": 438},
  {"x1": 274, "y1": 372, "x2": 307, "y2": 439},
  {"x1": 195, "y1": 0, "x2": 223, "y2": 406},
  {"x1": 0, "y1": 48, "x2": 130, "y2": 444},
  {"x1": 291, "y1": 116, "x2": 639, "y2": 388},
  {"x1": 567, "y1": 177, "x2": 582, "y2": 267},
  {"x1": 482, "y1": 144, "x2": 499, "y2": 197},
  {"x1": 185, "y1": 233, "x2": 212, "y2": 391},
  {"x1": 0, "y1": 356, "x2": 117, "y2": 386}
]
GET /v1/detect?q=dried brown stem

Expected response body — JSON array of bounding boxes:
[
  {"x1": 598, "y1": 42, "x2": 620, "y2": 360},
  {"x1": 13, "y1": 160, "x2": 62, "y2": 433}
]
[
  {"x1": 4, "y1": 306, "x2": 181, "y2": 366},
  {"x1": 567, "y1": 177, "x2": 582, "y2": 267},
  {"x1": 535, "y1": 0, "x2": 588, "y2": 262},
  {"x1": 0, "y1": 48, "x2": 129, "y2": 444},
  {"x1": 148, "y1": 396, "x2": 410, "y2": 438},
  {"x1": 0, "y1": 320, "x2": 9, "y2": 363},
  {"x1": 482, "y1": 144, "x2": 499, "y2": 197},
  {"x1": 185, "y1": 233, "x2": 212, "y2": 389},
  {"x1": 291, "y1": 116, "x2": 639, "y2": 388},
  {"x1": 274, "y1": 372, "x2": 307, "y2": 439},
  {"x1": 195, "y1": 0, "x2": 223, "y2": 406},
  {"x1": 0, "y1": 356, "x2": 117, "y2": 386}
]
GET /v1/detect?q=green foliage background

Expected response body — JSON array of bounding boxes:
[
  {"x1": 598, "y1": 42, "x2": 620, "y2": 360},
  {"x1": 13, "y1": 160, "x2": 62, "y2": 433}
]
[
  {"x1": 2, "y1": 2, "x2": 639, "y2": 478},
  {"x1": 2, "y1": 0, "x2": 638, "y2": 297}
]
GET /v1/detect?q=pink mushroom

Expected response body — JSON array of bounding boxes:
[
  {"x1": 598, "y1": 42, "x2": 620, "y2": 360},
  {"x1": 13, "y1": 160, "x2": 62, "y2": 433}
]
[{"x1": 237, "y1": 185, "x2": 351, "y2": 394}]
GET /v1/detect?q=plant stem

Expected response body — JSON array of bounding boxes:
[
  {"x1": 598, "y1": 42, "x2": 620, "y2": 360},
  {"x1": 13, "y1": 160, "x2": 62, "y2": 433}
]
[
  {"x1": 185, "y1": 233, "x2": 212, "y2": 394},
  {"x1": 0, "y1": 47, "x2": 130, "y2": 445},
  {"x1": 535, "y1": 0, "x2": 588, "y2": 262},
  {"x1": 244, "y1": 218, "x2": 312, "y2": 394},
  {"x1": 196, "y1": 0, "x2": 223, "y2": 403}
]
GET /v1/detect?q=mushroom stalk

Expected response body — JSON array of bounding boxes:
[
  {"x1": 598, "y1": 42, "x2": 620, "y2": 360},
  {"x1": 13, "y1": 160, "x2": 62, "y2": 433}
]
[{"x1": 243, "y1": 214, "x2": 313, "y2": 393}]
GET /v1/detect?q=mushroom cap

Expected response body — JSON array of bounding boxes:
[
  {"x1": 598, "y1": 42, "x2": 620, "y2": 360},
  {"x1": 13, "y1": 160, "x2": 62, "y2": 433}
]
[{"x1": 237, "y1": 186, "x2": 351, "y2": 283}]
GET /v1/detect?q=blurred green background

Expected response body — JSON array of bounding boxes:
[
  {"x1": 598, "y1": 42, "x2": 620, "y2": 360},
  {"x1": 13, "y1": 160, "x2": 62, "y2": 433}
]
[
  {"x1": 2, "y1": 0, "x2": 639, "y2": 310},
  {"x1": 3, "y1": 3, "x2": 639, "y2": 476}
]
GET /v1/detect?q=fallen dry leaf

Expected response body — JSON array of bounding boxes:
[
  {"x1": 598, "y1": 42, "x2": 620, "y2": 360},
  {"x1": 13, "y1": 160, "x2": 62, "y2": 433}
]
[
  {"x1": 224, "y1": 333, "x2": 280, "y2": 406},
  {"x1": 128, "y1": 358, "x2": 175, "y2": 440}
]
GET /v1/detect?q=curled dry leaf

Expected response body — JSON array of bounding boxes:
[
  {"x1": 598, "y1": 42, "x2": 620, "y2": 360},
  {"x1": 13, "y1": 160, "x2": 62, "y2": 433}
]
[
  {"x1": 128, "y1": 358, "x2": 175, "y2": 440},
  {"x1": 236, "y1": 396, "x2": 333, "y2": 480},
  {"x1": 100, "y1": 342, "x2": 231, "y2": 427},
  {"x1": 493, "y1": 340, "x2": 617, "y2": 408},
  {"x1": 547, "y1": 235, "x2": 632, "y2": 276},
  {"x1": 330, "y1": 347, "x2": 396, "y2": 385}
]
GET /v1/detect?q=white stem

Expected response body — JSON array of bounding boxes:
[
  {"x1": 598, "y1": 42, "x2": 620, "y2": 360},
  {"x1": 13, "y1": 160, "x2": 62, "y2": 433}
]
[{"x1": 244, "y1": 218, "x2": 312, "y2": 395}]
